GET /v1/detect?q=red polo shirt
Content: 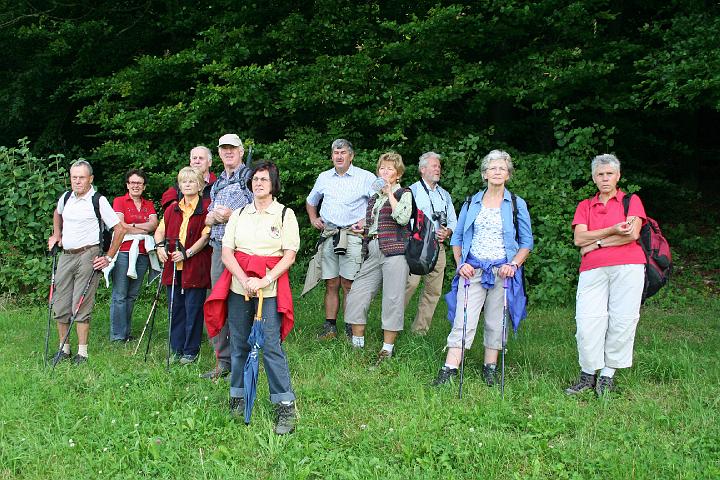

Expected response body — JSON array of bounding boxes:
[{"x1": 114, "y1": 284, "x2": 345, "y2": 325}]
[
  {"x1": 112, "y1": 193, "x2": 157, "y2": 253},
  {"x1": 572, "y1": 190, "x2": 646, "y2": 272}
]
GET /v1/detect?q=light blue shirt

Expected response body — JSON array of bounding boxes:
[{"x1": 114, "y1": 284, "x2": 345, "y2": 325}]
[
  {"x1": 450, "y1": 188, "x2": 533, "y2": 264},
  {"x1": 306, "y1": 164, "x2": 376, "y2": 227},
  {"x1": 409, "y1": 180, "x2": 458, "y2": 233}
]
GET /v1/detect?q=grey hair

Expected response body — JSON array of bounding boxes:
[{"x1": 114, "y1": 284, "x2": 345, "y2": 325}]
[
  {"x1": 190, "y1": 145, "x2": 212, "y2": 162},
  {"x1": 591, "y1": 154, "x2": 621, "y2": 177},
  {"x1": 418, "y1": 151, "x2": 441, "y2": 172},
  {"x1": 331, "y1": 139, "x2": 354, "y2": 154},
  {"x1": 70, "y1": 159, "x2": 93, "y2": 175},
  {"x1": 480, "y1": 149, "x2": 514, "y2": 183}
]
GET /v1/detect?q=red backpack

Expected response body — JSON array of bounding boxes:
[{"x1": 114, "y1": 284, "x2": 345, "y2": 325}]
[{"x1": 623, "y1": 194, "x2": 672, "y2": 303}]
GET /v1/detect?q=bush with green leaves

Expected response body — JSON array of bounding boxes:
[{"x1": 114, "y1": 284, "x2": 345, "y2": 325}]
[{"x1": 0, "y1": 139, "x2": 68, "y2": 301}]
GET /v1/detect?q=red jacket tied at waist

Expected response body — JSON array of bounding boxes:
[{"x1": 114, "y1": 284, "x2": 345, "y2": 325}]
[{"x1": 203, "y1": 251, "x2": 294, "y2": 341}]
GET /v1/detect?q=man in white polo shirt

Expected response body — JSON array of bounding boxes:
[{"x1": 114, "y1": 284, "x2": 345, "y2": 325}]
[{"x1": 47, "y1": 160, "x2": 126, "y2": 365}]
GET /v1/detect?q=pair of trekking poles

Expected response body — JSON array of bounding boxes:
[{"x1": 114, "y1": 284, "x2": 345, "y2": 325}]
[
  {"x1": 458, "y1": 277, "x2": 510, "y2": 399},
  {"x1": 45, "y1": 240, "x2": 178, "y2": 370}
]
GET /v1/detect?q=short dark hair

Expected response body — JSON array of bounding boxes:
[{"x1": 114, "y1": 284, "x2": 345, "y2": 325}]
[
  {"x1": 125, "y1": 168, "x2": 148, "y2": 184},
  {"x1": 247, "y1": 161, "x2": 281, "y2": 197}
]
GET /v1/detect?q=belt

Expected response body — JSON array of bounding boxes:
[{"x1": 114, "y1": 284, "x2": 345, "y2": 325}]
[{"x1": 63, "y1": 244, "x2": 99, "y2": 255}]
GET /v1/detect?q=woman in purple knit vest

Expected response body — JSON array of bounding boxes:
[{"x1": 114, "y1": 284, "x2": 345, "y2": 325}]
[{"x1": 344, "y1": 152, "x2": 413, "y2": 365}]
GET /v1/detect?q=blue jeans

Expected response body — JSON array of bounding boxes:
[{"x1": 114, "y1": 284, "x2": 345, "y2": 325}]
[
  {"x1": 110, "y1": 252, "x2": 149, "y2": 340},
  {"x1": 168, "y1": 271, "x2": 205, "y2": 357},
  {"x1": 227, "y1": 292, "x2": 295, "y2": 403}
]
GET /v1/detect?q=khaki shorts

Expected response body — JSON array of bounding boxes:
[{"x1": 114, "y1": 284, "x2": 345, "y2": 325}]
[
  {"x1": 53, "y1": 246, "x2": 101, "y2": 324},
  {"x1": 321, "y1": 234, "x2": 363, "y2": 281}
]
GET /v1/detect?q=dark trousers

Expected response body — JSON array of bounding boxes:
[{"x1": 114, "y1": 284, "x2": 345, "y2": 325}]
[
  {"x1": 168, "y1": 271, "x2": 205, "y2": 357},
  {"x1": 227, "y1": 292, "x2": 295, "y2": 404}
]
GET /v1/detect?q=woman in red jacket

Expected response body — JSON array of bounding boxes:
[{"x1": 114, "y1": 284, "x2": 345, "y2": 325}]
[{"x1": 154, "y1": 167, "x2": 211, "y2": 365}]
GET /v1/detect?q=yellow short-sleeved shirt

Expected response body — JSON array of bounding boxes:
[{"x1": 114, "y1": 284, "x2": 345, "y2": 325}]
[
  {"x1": 158, "y1": 196, "x2": 210, "y2": 270},
  {"x1": 222, "y1": 200, "x2": 300, "y2": 296}
]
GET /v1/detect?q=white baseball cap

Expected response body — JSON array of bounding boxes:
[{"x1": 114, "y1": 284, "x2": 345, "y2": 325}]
[{"x1": 217, "y1": 133, "x2": 243, "y2": 148}]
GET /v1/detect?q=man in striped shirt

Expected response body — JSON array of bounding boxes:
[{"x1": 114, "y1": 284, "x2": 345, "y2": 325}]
[{"x1": 306, "y1": 139, "x2": 376, "y2": 340}]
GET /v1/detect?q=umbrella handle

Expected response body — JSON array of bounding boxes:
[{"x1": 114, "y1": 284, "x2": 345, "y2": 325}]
[{"x1": 256, "y1": 289, "x2": 263, "y2": 321}]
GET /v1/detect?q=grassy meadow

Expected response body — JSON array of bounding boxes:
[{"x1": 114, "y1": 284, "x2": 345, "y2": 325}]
[{"x1": 0, "y1": 283, "x2": 718, "y2": 479}]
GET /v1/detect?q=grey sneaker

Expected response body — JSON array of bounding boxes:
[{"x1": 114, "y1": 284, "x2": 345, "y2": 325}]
[
  {"x1": 595, "y1": 376, "x2": 616, "y2": 397},
  {"x1": 179, "y1": 354, "x2": 197, "y2": 365},
  {"x1": 374, "y1": 349, "x2": 392, "y2": 367},
  {"x1": 317, "y1": 322, "x2": 338, "y2": 340},
  {"x1": 200, "y1": 365, "x2": 230, "y2": 380},
  {"x1": 565, "y1": 372, "x2": 597, "y2": 395},
  {"x1": 431, "y1": 366, "x2": 458, "y2": 386},
  {"x1": 274, "y1": 402, "x2": 296, "y2": 435},
  {"x1": 229, "y1": 396, "x2": 246, "y2": 418},
  {"x1": 483, "y1": 363, "x2": 497, "y2": 387}
]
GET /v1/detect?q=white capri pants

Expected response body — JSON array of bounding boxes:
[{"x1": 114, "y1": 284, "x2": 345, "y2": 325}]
[
  {"x1": 446, "y1": 267, "x2": 505, "y2": 350},
  {"x1": 575, "y1": 263, "x2": 644, "y2": 372}
]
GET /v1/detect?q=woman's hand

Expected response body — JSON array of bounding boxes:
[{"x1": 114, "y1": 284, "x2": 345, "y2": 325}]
[
  {"x1": 579, "y1": 244, "x2": 595, "y2": 256},
  {"x1": 457, "y1": 263, "x2": 475, "y2": 280},
  {"x1": 245, "y1": 276, "x2": 271, "y2": 296},
  {"x1": 170, "y1": 250, "x2": 184, "y2": 263},
  {"x1": 613, "y1": 220, "x2": 634, "y2": 236},
  {"x1": 498, "y1": 263, "x2": 517, "y2": 279},
  {"x1": 156, "y1": 246, "x2": 168, "y2": 264}
]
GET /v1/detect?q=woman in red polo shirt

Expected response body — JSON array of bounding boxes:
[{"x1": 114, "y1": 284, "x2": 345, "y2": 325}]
[
  {"x1": 566, "y1": 154, "x2": 647, "y2": 397},
  {"x1": 110, "y1": 169, "x2": 158, "y2": 342}
]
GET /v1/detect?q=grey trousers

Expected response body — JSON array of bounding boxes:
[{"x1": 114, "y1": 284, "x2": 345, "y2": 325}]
[
  {"x1": 345, "y1": 239, "x2": 409, "y2": 332},
  {"x1": 210, "y1": 241, "x2": 231, "y2": 369}
]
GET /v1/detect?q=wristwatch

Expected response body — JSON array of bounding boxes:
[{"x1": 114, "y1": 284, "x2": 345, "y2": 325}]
[
  {"x1": 596, "y1": 239, "x2": 603, "y2": 248},
  {"x1": 105, "y1": 255, "x2": 112, "y2": 263}
]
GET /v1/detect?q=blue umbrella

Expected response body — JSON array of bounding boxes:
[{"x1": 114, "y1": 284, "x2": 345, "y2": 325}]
[{"x1": 243, "y1": 290, "x2": 265, "y2": 425}]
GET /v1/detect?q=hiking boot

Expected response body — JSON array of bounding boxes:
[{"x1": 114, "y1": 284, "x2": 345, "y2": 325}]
[
  {"x1": 274, "y1": 402, "x2": 296, "y2": 435},
  {"x1": 374, "y1": 349, "x2": 392, "y2": 367},
  {"x1": 564, "y1": 372, "x2": 597, "y2": 395},
  {"x1": 179, "y1": 354, "x2": 198, "y2": 365},
  {"x1": 344, "y1": 323, "x2": 353, "y2": 340},
  {"x1": 72, "y1": 354, "x2": 88, "y2": 365},
  {"x1": 51, "y1": 351, "x2": 71, "y2": 366},
  {"x1": 229, "y1": 396, "x2": 246, "y2": 418},
  {"x1": 431, "y1": 366, "x2": 458, "y2": 386},
  {"x1": 200, "y1": 364, "x2": 230, "y2": 380},
  {"x1": 483, "y1": 363, "x2": 497, "y2": 387},
  {"x1": 595, "y1": 376, "x2": 616, "y2": 397},
  {"x1": 317, "y1": 322, "x2": 338, "y2": 340}
]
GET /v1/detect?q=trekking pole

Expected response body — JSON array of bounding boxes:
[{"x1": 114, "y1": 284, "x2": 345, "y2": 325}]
[
  {"x1": 44, "y1": 244, "x2": 60, "y2": 367},
  {"x1": 501, "y1": 277, "x2": 510, "y2": 399},
  {"x1": 458, "y1": 278, "x2": 470, "y2": 399},
  {"x1": 52, "y1": 270, "x2": 98, "y2": 370},
  {"x1": 166, "y1": 239, "x2": 179, "y2": 371},
  {"x1": 133, "y1": 279, "x2": 162, "y2": 356}
]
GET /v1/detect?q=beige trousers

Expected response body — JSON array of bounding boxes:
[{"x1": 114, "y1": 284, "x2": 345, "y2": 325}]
[{"x1": 404, "y1": 244, "x2": 447, "y2": 334}]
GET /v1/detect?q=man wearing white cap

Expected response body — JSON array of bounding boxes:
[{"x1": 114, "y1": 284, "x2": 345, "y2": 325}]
[{"x1": 201, "y1": 133, "x2": 253, "y2": 380}]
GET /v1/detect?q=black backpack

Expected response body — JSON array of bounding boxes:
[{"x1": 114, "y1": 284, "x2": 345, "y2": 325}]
[
  {"x1": 405, "y1": 193, "x2": 440, "y2": 275},
  {"x1": 62, "y1": 191, "x2": 112, "y2": 254},
  {"x1": 622, "y1": 193, "x2": 672, "y2": 303}
]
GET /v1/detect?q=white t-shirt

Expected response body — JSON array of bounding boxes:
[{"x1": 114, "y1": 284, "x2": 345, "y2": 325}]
[{"x1": 57, "y1": 186, "x2": 120, "y2": 250}]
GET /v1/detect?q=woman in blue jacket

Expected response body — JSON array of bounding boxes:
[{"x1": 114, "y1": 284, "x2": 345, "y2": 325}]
[{"x1": 432, "y1": 149, "x2": 533, "y2": 387}]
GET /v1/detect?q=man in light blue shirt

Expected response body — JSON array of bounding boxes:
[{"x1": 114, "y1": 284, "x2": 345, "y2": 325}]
[
  {"x1": 405, "y1": 152, "x2": 458, "y2": 335},
  {"x1": 306, "y1": 139, "x2": 376, "y2": 340}
]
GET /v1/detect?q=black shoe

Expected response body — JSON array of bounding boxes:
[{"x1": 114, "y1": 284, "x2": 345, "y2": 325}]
[
  {"x1": 565, "y1": 372, "x2": 597, "y2": 395},
  {"x1": 317, "y1": 322, "x2": 338, "y2": 340},
  {"x1": 72, "y1": 354, "x2": 88, "y2": 365},
  {"x1": 483, "y1": 363, "x2": 497, "y2": 387},
  {"x1": 595, "y1": 375, "x2": 616, "y2": 397},
  {"x1": 431, "y1": 366, "x2": 458, "y2": 386},
  {"x1": 374, "y1": 348, "x2": 392, "y2": 367},
  {"x1": 229, "y1": 396, "x2": 246, "y2": 418},
  {"x1": 344, "y1": 323, "x2": 353, "y2": 339},
  {"x1": 274, "y1": 402, "x2": 296, "y2": 435},
  {"x1": 51, "y1": 351, "x2": 71, "y2": 366}
]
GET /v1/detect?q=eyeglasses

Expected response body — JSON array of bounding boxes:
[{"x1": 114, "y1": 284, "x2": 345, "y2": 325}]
[
  {"x1": 127, "y1": 181, "x2": 145, "y2": 186},
  {"x1": 252, "y1": 177, "x2": 271, "y2": 183},
  {"x1": 486, "y1": 166, "x2": 508, "y2": 172}
]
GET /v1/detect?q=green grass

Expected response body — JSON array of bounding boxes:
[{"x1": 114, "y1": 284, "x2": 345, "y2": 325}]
[{"x1": 0, "y1": 286, "x2": 718, "y2": 479}]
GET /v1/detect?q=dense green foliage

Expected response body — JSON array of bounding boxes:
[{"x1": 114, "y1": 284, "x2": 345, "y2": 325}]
[
  {"x1": 1, "y1": 290, "x2": 718, "y2": 478},
  {"x1": 1, "y1": 1, "x2": 719, "y2": 303}
]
